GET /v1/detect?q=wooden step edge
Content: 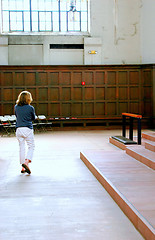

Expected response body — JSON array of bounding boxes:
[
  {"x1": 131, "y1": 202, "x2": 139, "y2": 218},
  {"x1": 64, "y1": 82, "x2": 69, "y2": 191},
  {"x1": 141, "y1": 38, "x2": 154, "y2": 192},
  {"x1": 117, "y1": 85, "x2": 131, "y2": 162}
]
[
  {"x1": 142, "y1": 132, "x2": 155, "y2": 142},
  {"x1": 126, "y1": 147, "x2": 155, "y2": 170},
  {"x1": 80, "y1": 152, "x2": 155, "y2": 240},
  {"x1": 109, "y1": 137, "x2": 127, "y2": 150},
  {"x1": 145, "y1": 142, "x2": 155, "y2": 152},
  {"x1": 109, "y1": 137, "x2": 138, "y2": 150}
]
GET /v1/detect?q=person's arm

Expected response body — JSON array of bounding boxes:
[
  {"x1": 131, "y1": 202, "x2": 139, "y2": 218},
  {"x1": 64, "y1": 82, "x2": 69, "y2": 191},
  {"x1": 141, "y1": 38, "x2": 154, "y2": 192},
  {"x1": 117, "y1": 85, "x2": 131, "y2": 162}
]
[
  {"x1": 31, "y1": 106, "x2": 36, "y2": 121},
  {"x1": 14, "y1": 105, "x2": 17, "y2": 117}
]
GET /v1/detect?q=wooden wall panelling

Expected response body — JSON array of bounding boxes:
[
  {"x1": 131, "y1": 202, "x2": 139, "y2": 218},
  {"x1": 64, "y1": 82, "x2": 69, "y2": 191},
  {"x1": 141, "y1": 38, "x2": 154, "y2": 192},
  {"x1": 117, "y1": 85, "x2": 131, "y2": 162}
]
[
  {"x1": 3, "y1": 71, "x2": 13, "y2": 86},
  {"x1": 25, "y1": 72, "x2": 36, "y2": 86},
  {"x1": 142, "y1": 69, "x2": 153, "y2": 116},
  {"x1": 106, "y1": 71, "x2": 117, "y2": 116},
  {"x1": 83, "y1": 70, "x2": 95, "y2": 117},
  {"x1": 3, "y1": 103, "x2": 14, "y2": 115},
  {"x1": 81, "y1": 71, "x2": 85, "y2": 117},
  {"x1": 25, "y1": 71, "x2": 36, "y2": 114},
  {"x1": 128, "y1": 70, "x2": 141, "y2": 115},
  {"x1": 104, "y1": 71, "x2": 108, "y2": 115},
  {"x1": 1, "y1": 71, "x2": 12, "y2": 115},
  {"x1": 0, "y1": 65, "x2": 153, "y2": 124},
  {"x1": 36, "y1": 71, "x2": 48, "y2": 116},
  {"x1": 14, "y1": 71, "x2": 24, "y2": 86},
  {"x1": 49, "y1": 103, "x2": 60, "y2": 116},
  {"x1": 72, "y1": 71, "x2": 83, "y2": 117},
  {"x1": 118, "y1": 71, "x2": 128, "y2": 115},
  {"x1": 48, "y1": 71, "x2": 60, "y2": 117},
  {"x1": 58, "y1": 71, "x2": 71, "y2": 117},
  {"x1": 94, "y1": 71, "x2": 105, "y2": 116}
]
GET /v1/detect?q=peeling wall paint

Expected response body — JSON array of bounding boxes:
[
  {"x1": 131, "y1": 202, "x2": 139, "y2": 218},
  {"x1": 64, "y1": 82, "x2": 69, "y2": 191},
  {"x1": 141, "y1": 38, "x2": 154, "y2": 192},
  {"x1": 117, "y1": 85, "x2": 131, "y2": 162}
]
[{"x1": 131, "y1": 22, "x2": 138, "y2": 37}]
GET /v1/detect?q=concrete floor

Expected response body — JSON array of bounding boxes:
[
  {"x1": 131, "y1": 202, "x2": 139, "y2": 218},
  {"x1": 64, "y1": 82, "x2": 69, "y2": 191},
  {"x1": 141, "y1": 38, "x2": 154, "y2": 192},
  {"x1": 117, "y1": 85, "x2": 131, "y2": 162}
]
[{"x1": 0, "y1": 130, "x2": 144, "y2": 240}]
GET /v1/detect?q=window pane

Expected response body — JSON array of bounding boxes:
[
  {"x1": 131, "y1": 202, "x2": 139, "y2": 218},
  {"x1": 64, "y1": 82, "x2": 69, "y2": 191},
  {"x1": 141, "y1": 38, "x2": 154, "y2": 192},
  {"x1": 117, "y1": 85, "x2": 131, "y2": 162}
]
[
  {"x1": 53, "y1": 21, "x2": 59, "y2": 32},
  {"x1": 38, "y1": 0, "x2": 44, "y2": 10},
  {"x1": 81, "y1": 1, "x2": 87, "y2": 11},
  {"x1": 10, "y1": 12, "x2": 23, "y2": 31},
  {"x1": 81, "y1": 21, "x2": 87, "y2": 32},
  {"x1": 9, "y1": 0, "x2": 16, "y2": 10},
  {"x1": 2, "y1": 12, "x2": 9, "y2": 32},
  {"x1": 31, "y1": 0, "x2": 38, "y2": 10},
  {"x1": 46, "y1": 21, "x2": 52, "y2": 31},
  {"x1": 23, "y1": 0, "x2": 29, "y2": 10},
  {"x1": 40, "y1": 22, "x2": 45, "y2": 31},
  {"x1": 32, "y1": 12, "x2": 38, "y2": 31},
  {"x1": 17, "y1": 21, "x2": 23, "y2": 30},
  {"x1": 16, "y1": 1, "x2": 23, "y2": 10},
  {"x1": 45, "y1": 12, "x2": 52, "y2": 30},
  {"x1": 10, "y1": 22, "x2": 16, "y2": 31},
  {"x1": 74, "y1": 12, "x2": 80, "y2": 22},
  {"x1": 60, "y1": 2, "x2": 67, "y2": 11},
  {"x1": 24, "y1": 11, "x2": 30, "y2": 32},
  {"x1": 81, "y1": 12, "x2": 87, "y2": 22},
  {"x1": 2, "y1": 11, "x2": 9, "y2": 22},
  {"x1": 61, "y1": 22, "x2": 67, "y2": 32},
  {"x1": 76, "y1": 1, "x2": 81, "y2": 11},
  {"x1": 61, "y1": 12, "x2": 67, "y2": 31},
  {"x1": 10, "y1": 12, "x2": 16, "y2": 22},
  {"x1": 1, "y1": 0, "x2": 89, "y2": 33},
  {"x1": 52, "y1": 0, "x2": 58, "y2": 11},
  {"x1": 53, "y1": 11, "x2": 59, "y2": 22},
  {"x1": 40, "y1": 12, "x2": 46, "y2": 21},
  {"x1": 32, "y1": 12, "x2": 38, "y2": 22},
  {"x1": 74, "y1": 22, "x2": 80, "y2": 31},
  {"x1": 2, "y1": 0, "x2": 9, "y2": 10},
  {"x1": 68, "y1": 21, "x2": 73, "y2": 31},
  {"x1": 45, "y1": 1, "x2": 52, "y2": 11},
  {"x1": 32, "y1": 22, "x2": 38, "y2": 31},
  {"x1": 24, "y1": 12, "x2": 30, "y2": 22}
]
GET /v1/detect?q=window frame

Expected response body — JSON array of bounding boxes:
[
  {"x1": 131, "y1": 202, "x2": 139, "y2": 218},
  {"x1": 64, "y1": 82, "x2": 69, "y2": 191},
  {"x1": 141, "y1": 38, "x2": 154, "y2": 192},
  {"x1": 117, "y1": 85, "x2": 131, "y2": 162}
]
[{"x1": 0, "y1": 0, "x2": 90, "y2": 34}]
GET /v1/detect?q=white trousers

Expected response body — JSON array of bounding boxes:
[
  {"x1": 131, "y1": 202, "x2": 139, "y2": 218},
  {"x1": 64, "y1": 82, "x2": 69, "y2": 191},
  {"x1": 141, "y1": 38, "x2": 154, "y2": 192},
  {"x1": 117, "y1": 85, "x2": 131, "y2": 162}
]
[{"x1": 16, "y1": 127, "x2": 35, "y2": 164}]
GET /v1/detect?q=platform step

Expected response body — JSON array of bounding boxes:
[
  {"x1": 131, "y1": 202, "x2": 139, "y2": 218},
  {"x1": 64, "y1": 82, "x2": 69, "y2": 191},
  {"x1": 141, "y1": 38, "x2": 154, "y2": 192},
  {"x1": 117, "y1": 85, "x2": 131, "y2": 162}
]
[
  {"x1": 145, "y1": 140, "x2": 155, "y2": 152},
  {"x1": 109, "y1": 136, "x2": 137, "y2": 150},
  {"x1": 111, "y1": 136, "x2": 137, "y2": 145},
  {"x1": 80, "y1": 150, "x2": 155, "y2": 240},
  {"x1": 126, "y1": 145, "x2": 155, "y2": 170},
  {"x1": 142, "y1": 131, "x2": 155, "y2": 142}
]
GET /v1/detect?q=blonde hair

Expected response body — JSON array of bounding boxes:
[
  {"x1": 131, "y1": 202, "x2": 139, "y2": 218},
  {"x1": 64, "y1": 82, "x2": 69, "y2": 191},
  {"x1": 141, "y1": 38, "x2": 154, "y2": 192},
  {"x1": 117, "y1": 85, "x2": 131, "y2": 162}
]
[{"x1": 16, "y1": 91, "x2": 33, "y2": 106}]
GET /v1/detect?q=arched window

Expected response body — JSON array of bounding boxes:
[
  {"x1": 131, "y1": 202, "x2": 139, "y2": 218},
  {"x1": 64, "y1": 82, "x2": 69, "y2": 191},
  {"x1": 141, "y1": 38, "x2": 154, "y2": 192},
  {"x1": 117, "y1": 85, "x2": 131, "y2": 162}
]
[{"x1": 1, "y1": 0, "x2": 89, "y2": 33}]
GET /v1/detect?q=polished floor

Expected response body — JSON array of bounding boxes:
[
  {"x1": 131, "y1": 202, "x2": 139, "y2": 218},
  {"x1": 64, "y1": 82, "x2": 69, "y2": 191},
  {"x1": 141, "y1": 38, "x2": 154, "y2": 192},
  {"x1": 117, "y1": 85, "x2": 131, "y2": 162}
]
[{"x1": 0, "y1": 130, "x2": 144, "y2": 240}]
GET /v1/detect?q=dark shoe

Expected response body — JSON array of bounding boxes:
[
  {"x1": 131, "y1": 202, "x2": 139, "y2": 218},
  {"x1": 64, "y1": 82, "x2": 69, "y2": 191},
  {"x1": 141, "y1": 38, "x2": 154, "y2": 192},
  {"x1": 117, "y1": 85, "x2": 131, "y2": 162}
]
[
  {"x1": 22, "y1": 163, "x2": 31, "y2": 174},
  {"x1": 21, "y1": 167, "x2": 25, "y2": 173}
]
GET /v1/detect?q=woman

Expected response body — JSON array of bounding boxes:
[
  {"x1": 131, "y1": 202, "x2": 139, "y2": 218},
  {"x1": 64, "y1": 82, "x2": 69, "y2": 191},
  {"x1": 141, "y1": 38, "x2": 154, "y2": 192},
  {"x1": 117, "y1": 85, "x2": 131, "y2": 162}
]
[{"x1": 15, "y1": 91, "x2": 35, "y2": 174}]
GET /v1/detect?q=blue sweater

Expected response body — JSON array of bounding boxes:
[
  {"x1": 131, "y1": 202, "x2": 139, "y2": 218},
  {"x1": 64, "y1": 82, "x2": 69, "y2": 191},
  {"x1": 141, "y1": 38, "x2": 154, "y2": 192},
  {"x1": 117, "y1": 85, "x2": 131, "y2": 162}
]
[{"x1": 15, "y1": 104, "x2": 36, "y2": 129}]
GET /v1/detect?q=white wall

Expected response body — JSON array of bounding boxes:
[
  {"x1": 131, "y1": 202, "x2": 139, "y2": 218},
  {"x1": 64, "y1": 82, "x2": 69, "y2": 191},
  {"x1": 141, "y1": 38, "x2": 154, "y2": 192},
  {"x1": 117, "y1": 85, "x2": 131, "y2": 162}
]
[
  {"x1": 0, "y1": 37, "x2": 8, "y2": 65},
  {"x1": 0, "y1": 0, "x2": 154, "y2": 65},
  {"x1": 9, "y1": 45, "x2": 43, "y2": 65},
  {"x1": 141, "y1": 0, "x2": 155, "y2": 63},
  {"x1": 90, "y1": 0, "x2": 141, "y2": 64}
]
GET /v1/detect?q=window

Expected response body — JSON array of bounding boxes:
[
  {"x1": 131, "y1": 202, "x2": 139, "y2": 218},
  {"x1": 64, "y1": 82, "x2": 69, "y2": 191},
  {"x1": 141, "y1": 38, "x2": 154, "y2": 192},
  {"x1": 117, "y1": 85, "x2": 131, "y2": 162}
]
[{"x1": 1, "y1": 0, "x2": 89, "y2": 33}]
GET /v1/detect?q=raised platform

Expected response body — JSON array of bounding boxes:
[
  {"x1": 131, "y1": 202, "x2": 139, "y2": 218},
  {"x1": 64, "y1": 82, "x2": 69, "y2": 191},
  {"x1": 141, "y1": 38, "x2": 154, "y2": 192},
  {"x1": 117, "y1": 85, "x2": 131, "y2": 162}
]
[
  {"x1": 126, "y1": 145, "x2": 155, "y2": 170},
  {"x1": 145, "y1": 140, "x2": 155, "y2": 152},
  {"x1": 110, "y1": 131, "x2": 155, "y2": 170},
  {"x1": 80, "y1": 131, "x2": 155, "y2": 240},
  {"x1": 142, "y1": 131, "x2": 155, "y2": 142}
]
